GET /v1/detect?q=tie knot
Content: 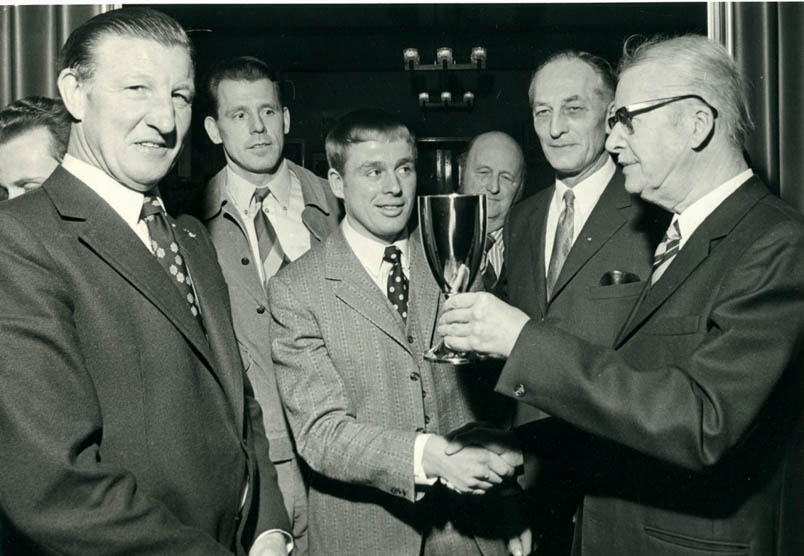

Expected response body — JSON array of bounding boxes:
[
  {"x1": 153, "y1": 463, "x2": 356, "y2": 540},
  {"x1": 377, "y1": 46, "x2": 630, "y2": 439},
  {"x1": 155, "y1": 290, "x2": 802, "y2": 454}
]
[
  {"x1": 140, "y1": 193, "x2": 164, "y2": 221},
  {"x1": 665, "y1": 219, "x2": 681, "y2": 242},
  {"x1": 563, "y1": 188, "x2": 575, "y2": 207},
  {"x1": 383, "y1": 245, "x2": 402, "y2": 264},
  {"x1": 254, "y1": 186, "x2": 271, "y2": 204}
]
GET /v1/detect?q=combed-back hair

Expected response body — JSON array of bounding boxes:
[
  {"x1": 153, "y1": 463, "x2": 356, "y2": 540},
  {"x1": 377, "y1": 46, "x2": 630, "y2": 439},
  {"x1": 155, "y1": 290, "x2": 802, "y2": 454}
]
[
  {"x1": 58, "y1": 7, "x2": 193, "y2": 82},
  {"x1": 0, "y1": 96, "x2": 71, "y2": 160},
  {"x1": 529, "y1": 50, "x2": 616, "y2": 108},
  {"x1": 618, "y1": 34, "x2": 753, "y2": 149},
  {"x1": 205, "y1": 56, "x2": 282, "y2": 118},
  {"x1": 325, "y1": 109, "x2": 416, "y2": 176}
]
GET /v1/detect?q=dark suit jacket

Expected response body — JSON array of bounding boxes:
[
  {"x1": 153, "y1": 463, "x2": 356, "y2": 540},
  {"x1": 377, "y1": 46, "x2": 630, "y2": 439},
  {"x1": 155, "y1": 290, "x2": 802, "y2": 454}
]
[
  {"x1": 0, "y1": 167, "x2": 289, "y2": 555},
  {"x1": 499, "y1": 177, "x2": 804, "y2": 555},
  {"x1": 201, "y1": 160, "x2": 342, "y2": 464},
  {"x1": 268, "y1": 226, "x2": 511, "y2": 556}
]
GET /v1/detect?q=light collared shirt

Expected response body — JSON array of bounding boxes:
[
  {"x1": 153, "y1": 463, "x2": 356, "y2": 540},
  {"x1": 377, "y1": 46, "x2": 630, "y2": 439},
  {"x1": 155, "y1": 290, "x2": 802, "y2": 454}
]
[
  {"x1": 62, "y1": 154, "x2": 154, "y2": 251},
  {"x1": 674, "y1": 169, "x2": 753, "y2": 250},
  {"x1": 340, "y1": 217, "x2": 436, "y2": 490},
  {"x1": 544, "y1": 155, "x2": 617, "y2": 274},
  {"x1": 225, "y1": 159, "x2": 310, "y2": 284}
]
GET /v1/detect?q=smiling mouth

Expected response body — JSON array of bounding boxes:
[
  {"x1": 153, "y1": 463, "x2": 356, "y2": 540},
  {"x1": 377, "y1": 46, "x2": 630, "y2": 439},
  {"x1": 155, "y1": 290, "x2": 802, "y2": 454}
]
[
  {"x1": 136, "y1": 141, "x2": 167, "y2": 149},
  {"x1": 249, "y1": 142, "x2": 272, "y2": 150},
  {"x1": 377, "y1": 204, "x2": 404, "y2": 215}
]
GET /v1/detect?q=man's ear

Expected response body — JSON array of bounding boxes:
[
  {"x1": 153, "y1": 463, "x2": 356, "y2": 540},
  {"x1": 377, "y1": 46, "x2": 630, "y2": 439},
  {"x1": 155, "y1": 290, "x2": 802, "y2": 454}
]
[
  {"x1": 328, "y1": 168, "x2": 344, "y2": 199},
  {"x1": 690, "y1": 106, "x2": 716, "y2": 150},
  {"x1": 57, "y1": 68, "x2": 86, "y2": 121},
  {"x1": 204, "y1": 116, "x2": 223, "y2": 145},
  {"x1": 282, "y1": 106, "x2": 290, "y2": 135}
]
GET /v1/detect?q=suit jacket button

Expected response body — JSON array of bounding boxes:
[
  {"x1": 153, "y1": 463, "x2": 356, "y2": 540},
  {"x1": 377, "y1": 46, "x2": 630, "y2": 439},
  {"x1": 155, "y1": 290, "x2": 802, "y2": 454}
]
[
  {"x1": 241, "y1": 257, "x2": 250, "y2": 265},
  {"x1": 407, "y1": 335, "x2": 415, "y2": 344},
  {"x1": 424, "y1": 415, "x2": 430, "y2": 424},
  {"x1": 513, "y1": 384, "x2": 526, "y2": 397},
  {"x1": 415, "y1": 427, "x2": 425, "y2": 433},
  {"x1": 409, "y1": 372, "x2": 419, "y2": 381},
  {"x1": 256, "y1": 305, "x2": 266, "y2": 314}
]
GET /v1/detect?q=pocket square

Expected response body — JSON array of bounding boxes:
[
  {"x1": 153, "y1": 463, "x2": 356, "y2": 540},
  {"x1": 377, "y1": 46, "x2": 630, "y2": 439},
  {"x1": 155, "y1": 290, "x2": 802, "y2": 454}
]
[{"x1": 599, "y1": 270, "x2": 641, "y2": 286}]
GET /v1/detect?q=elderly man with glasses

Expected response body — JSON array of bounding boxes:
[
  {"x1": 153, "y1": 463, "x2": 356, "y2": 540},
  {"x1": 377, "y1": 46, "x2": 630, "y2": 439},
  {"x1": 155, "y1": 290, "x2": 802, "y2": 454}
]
[{"x1": 438, "y1": 34, "x2": 804, "y2": 556}]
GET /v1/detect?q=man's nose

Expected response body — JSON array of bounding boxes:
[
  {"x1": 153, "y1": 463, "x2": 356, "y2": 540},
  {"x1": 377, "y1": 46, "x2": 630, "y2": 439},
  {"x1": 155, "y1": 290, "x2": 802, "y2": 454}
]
[
  {"x1": 549, "y1": 112, "x2": 568, "y2": 138},
  {"x1": 383, "y1": 172, "x2": 402, "y2": 195},
  {"x1": 145, "y1": 95, "x2": 176, "y2": 135},
  {"x1": 487, "y1": 175, "x2": 501, "y2": 195},
  {"x1": 249, "y1": 114, "x2": 266, "y2": 134},
  {"x1": 605, "y1": 123, "x2": 625, "y2": 154}
]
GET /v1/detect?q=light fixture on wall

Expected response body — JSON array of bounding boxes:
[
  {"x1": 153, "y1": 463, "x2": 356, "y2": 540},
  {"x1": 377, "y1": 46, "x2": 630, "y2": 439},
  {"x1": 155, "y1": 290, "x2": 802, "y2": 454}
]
[{"x1": 403, "y1": 46, "x2": 487, "y2": 109}]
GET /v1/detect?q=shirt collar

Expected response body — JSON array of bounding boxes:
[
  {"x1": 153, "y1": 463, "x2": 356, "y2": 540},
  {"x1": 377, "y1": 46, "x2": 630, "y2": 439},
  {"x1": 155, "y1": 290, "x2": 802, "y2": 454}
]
[
  {"x1": 341, "y1": 215, "x2": 409, "y2": 280},
  {"x1": 675, "y1": 168, "x2": 753, "y2": 248},
  {"x1": 554, "y1": 155, "x2": 616, "y2": 216},
  {"x1": 62, "y1": 153, "x2": 147, "y2": 228},
  {"x1": 225, "y1": 159, "x2": 291, "y2": 211}
]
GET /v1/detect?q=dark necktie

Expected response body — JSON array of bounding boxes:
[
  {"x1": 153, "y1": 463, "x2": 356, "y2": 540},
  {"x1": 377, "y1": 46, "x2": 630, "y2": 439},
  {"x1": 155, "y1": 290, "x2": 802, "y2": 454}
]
[
  {"x1": 253, "y1": 186, "x2": 288, "y2": 286},
  {"x1": 140, "y1": 193, "x2": 204, "y2": 328},
  {"x1": 383, "y1": 245, "x2": 408, "y2": 322},
  {"x1": 546, "y1": 188, "x2": 575, "y2": 301},
  {"x1": 651, "y1": 218, "x2": 681, "y2": 285},
  {"x1": 482, "y1": 233, "x2": 499, "y2": 291}
]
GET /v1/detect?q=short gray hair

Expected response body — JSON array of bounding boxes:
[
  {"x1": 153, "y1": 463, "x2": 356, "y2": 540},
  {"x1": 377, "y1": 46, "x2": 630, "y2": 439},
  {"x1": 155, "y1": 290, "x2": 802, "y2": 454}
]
[
  {"x1": 618, "y1": 34, "x2": 753, "y2": 149},
  {"x1": 529, "y1": 50, "x2": 616, "y2": 109}
]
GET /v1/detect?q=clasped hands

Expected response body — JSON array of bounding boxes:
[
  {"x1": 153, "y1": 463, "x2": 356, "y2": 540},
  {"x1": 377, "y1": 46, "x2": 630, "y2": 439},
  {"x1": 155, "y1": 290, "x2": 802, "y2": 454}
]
[{"x1": 422, "y1": 423, "x2": 524, "y2": 495}]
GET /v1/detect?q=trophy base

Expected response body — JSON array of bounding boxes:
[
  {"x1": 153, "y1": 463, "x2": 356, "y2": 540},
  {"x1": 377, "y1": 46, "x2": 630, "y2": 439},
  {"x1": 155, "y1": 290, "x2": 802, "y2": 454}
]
[{"x1": 424, "y1": 341, "x2": 487, "y2": 365}]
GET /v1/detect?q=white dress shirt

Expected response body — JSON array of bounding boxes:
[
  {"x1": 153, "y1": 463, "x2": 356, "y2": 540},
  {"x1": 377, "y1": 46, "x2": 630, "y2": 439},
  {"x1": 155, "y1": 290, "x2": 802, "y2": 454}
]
[
  {"x1": 225, "y1": 159, "x2": 310, "y2": 283},
  {"x1": 544, "y1": 156, "x2": 616, "y2": 274},
  {"x1": 674, "y1": 169, "x2": 753, "y2": 250},
  {"x1": 341, "y1": 217, "x2": 436, "y2": 489}
]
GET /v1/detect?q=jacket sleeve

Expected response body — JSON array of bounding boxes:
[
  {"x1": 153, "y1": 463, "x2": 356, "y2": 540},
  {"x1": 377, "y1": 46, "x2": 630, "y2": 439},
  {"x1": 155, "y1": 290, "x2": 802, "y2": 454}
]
[
  {"x1": 0, "y1": 211, "x2": 232, "y2": 556},
  {"x1": 267, "y1": 273, "x2": 418, "y2": 502},
  {"x1": 498, "y1": 219, "x2": 804, "y2": 471}
]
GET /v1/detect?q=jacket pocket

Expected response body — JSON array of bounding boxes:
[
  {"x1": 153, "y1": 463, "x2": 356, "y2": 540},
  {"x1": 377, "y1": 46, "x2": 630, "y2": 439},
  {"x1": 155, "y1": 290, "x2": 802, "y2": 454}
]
[
  {"x1": 644, "y1": 315, "x2": 701, "y2": 336},
  {"x1": 644, "y1": 525, "x2": 749, "y2": 553},
  {"x1": 588, "y1": 280, "x2": 645, "y2": 299}
]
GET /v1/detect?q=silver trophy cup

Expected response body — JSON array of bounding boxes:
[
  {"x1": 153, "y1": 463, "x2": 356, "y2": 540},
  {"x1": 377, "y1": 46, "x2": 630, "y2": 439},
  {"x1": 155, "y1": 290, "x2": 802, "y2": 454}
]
[{"x1": 418, "y1": 193, "x2": 487, "y2": 364}]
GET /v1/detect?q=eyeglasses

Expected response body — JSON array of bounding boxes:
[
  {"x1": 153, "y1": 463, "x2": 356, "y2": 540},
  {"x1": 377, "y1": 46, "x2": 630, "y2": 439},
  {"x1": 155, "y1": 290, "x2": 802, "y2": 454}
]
[{"x1": 607, "y1": 94, "x2": 718, "y2": 134}]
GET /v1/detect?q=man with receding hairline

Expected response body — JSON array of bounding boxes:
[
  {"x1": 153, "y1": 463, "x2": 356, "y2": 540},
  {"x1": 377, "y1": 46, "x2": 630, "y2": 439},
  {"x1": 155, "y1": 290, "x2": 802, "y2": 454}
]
[
  {"x1": 440, "y1": 35, "x2": 804, "y2": 556},
  {"x1": 0, "y1": 8, "x2": 290, "y2": 555}
]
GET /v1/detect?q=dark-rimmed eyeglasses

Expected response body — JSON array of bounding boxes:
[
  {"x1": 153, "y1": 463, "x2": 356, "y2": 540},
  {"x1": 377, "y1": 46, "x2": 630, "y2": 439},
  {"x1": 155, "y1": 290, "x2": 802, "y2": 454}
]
[{"x1": 607, "y1": 94, "x2": 718, "y2": 134}]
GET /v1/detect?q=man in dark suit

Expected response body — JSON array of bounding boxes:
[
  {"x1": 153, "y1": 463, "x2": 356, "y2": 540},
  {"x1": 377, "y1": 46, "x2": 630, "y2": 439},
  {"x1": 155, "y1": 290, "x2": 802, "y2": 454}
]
[
  {"x1": 439, "y1": 34, "x2": 804, "y2": 556},
  {"x1": 268, "y1": 109, "x2": 515, "y2": 556},
  {"x1": 458, "y1": 131, "x2": 525, "y2": 301},
  {"x1": 0, "y1": 8, "x2": 290, "y2": 555},
  {"x1": 201, "y1": 56, "x2": 342, "y2": 555},
  {"x1": 507, "y1": 50, "x2": 667, "y2": 554}
]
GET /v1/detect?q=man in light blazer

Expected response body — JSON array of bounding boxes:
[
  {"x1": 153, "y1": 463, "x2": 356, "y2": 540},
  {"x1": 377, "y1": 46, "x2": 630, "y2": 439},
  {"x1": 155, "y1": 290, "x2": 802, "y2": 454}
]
[
  {"x1": 0, "y1": 9, "x2": 289, "y2": 555},
  {"x1": 268, "y1": 109, "x2": 516, "y2": 556},
  {"x1": 440, "y1": 35, "x2": 804, "y2": 556},
  {"x1": 201, "y1": 56, "x2": 342, "y2": 554}
]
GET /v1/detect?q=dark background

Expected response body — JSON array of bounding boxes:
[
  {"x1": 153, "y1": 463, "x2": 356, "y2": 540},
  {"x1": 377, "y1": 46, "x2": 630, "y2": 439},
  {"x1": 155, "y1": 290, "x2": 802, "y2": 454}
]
[{"x1": 150, "y1": 3, "x2": 707, "y2": 215}]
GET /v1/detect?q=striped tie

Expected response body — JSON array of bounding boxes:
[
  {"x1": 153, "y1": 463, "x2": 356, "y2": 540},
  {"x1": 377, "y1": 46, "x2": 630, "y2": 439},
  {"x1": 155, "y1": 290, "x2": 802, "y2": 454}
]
[
  {"x1": 253, "y1": 186, "x2": 288, "y2": 287},
  {"x1": 651, "y1": 218, "x2": 681, "y2": 285},
  {"x1": 546, "y1": 189, "x2": 575, "y2": 301}
]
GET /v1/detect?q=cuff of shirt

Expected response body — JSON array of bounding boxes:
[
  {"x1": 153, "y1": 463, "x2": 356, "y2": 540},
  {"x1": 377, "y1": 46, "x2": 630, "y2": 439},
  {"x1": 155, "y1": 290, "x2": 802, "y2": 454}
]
[
  {"x1": 413, "y1": 433, "x2": 438, "y2": 486},
  {"x1": 252, "y1": 529, "x2": 293, "y2": 555}
]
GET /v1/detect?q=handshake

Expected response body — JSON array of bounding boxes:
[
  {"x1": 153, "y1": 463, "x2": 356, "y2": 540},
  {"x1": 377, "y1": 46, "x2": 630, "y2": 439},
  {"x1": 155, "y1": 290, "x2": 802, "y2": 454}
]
[{"x1": 422, "y1": 423, "x2": 524, "y2": 495}]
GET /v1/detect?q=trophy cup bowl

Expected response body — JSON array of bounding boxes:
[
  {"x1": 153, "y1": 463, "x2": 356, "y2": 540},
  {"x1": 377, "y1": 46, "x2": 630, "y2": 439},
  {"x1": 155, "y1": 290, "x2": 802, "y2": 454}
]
[{"x1": 418, "y1": 193, "x2": 486, "y2": 364}]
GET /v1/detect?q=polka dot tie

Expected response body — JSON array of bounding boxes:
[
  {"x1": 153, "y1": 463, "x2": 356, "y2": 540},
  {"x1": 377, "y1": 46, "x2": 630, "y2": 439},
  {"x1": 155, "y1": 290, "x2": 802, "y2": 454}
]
[
  {"x1": 383, "y1": 245, "x2": 408, "y2": 323},
  {"x1": 140, "y1": 193, "x2": 204, "y2": 330}
]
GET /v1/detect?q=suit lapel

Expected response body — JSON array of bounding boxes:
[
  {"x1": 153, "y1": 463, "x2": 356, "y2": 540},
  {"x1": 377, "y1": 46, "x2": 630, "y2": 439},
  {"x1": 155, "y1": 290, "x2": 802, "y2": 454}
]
[
  {"x1": 614, "y1": 177, "x2": 767, "y2": 347},
  {"x1": 408, "y1": 228, "x2": 441, "y2": 354},
  {"x1": 527, "y1": 189, "x2": 551, "y2": 315},
  {"x1": 326, "y1": 228, "x2": 413, "y2": 354},
  {"x1": 178, "y1": 217, "x2": 243, "y2": 429},
  {"x1": 549, "y1": 171, "x2": 629, "y2": 302},
  {"x1": 49, "y1": 169, "x2": 215, "y2": 370}
]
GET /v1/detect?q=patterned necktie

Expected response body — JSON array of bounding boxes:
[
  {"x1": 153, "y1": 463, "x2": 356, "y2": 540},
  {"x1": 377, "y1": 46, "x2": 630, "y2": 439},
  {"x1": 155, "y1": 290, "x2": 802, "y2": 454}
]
[
  {"x1": 482, "y1": 233, "x2": 499, "y2": 291},
  {"x1": 651, "y1": 218, "x2": 682, "y2": 285},
  {"x1": 383, "y1": 245, "x2": 408, "y2": 323},
  {"x1": 140, "y1": 193, "x2": 204, "y2": 328},
  {"x1": 546, "y1": 188, "x2": 575, "y2": 301},
  {"x1": 253, "y1": 186, "x2": 288, "y2": 286}
]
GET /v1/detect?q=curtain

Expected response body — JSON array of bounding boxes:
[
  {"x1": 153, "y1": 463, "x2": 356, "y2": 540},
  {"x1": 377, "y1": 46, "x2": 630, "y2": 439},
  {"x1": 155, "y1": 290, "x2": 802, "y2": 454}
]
[
  {"x1": 730, "y1": 2, "x2": 804, "y2": 213},
  {"x1": 0, "y1": 5, "x2": 111, "y2": 108}
]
